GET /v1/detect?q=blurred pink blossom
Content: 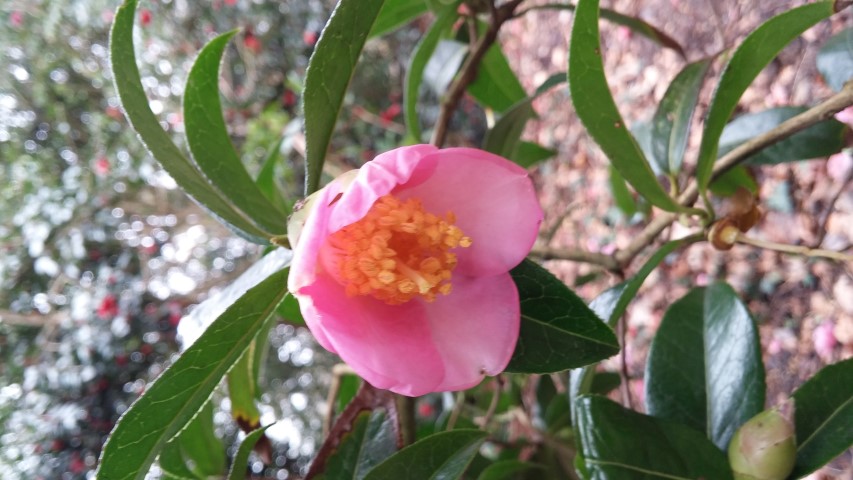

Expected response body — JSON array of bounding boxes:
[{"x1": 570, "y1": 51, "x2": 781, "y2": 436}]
[{"x1": 288, "y1": 146, "x2": 542, "y2": 396}]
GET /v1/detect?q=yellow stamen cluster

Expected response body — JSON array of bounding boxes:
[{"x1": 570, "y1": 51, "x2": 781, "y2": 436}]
[{"x1": 326, "y1": 194, "x2": 472, "y2": 305}]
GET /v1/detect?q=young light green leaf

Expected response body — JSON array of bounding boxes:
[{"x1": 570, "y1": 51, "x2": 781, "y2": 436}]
[
  {"x1": 505, "y1": 259, "x2": 619, "y2": 374},
  {"x1": 226, "y1": 425, "x2": 273, "y2": 480},
  {"x1": 717, "y1": 107, "x2": 846, "y2": 165},
  {"x1": 695, "y1": 1, "x2": 841, "y2": 194},
  {"x1": 790, "y1": 357, "x2": 853, "y2": 478},
  {"x1": 404, "y1": 3, "x2": 459, "y2": 142},
  {"x1": 313, "y1": 410, "x2": 398, "y2": 480},
  {"x1": 483, "y1": 73, "x2": 565, "y2": 161},
  {"x1": 303, "y1": 0, "x2": 386, "y2": 195},
  {"x1": 568, "y1": 0, "x2": 682, "y2": 212},
  {"x1": 369, "y1": 0, "x2": 429, "y2": 38},
  {"x1": 158, "y1": 439, "x2": 197, "y2": 480},
  {"x1": 183, "y1": 31, "x2": 287, "y2": 234},
  {"x1": 255, "y1": 136, "x2": 291, "y2": 213},
  {"x1": 817, "y1": 27, "x2": 853, "y2": 92},
  {"x1": 109, "y1": 0, "x2": 270, "y2": 242},
  {"x1": 608, "y1": 165, "x2": 638, "y2": 217},
  {"x1": 645, "y1": 282, "x2": 765, "y2": 450},
  {"x1": 650, "y1": 58, "x2": 712, "y2": 175},
  {"x1": 96, "y1": 268, "x2": 290, "y2": 480},
  {"x1": 226, "y1": 315, "x2": 275, "y2": 432},
  {"x1": 512, "y1": 142, "x2": 556, "y2": 168},
  {"x1": 575, "y1": 396, "x2": 734, "y2": 480},
  {"x1": 468, "y1": 42, "x2": 527, "y2": 113},
  {"x1": 363, "y1": 430, "x2": 487, "y2": 480},
  {"x1": 177, "y1": 402, "x2": 226, "y2": 479},
  {"x1": 709, "y1": 165, "x2": 758, "y2": 197}
]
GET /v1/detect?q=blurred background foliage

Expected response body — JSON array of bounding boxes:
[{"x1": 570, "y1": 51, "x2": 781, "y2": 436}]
[{"x1": 0, "y1": 0, "x2": 423, "y2": 477}]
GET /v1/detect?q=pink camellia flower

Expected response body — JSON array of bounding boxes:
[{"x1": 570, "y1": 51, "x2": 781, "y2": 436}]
[{"x1": 287, "y1": 145, "x2": 542, "y2": 396}]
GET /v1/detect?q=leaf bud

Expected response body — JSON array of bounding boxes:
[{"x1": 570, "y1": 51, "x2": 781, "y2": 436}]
[{"x1": 708, "y1": 219, "x2": 740, "y2": 251}]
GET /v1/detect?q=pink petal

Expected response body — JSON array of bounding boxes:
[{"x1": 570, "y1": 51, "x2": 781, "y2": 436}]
[
  {"x1": 395, "y1": 148, "x2": 543, "y2": 277},
  {"x1": 296, "y1": 274, "x2": 446, "y2": 396},
  {"x1": 423, "y1": 272, "x2": 520, "y2": 391},
  {"x1": 327, "y1": 144, "x2": 438, "y2": 232}
]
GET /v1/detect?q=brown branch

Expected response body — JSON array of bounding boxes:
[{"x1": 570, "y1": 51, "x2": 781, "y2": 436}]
[
  {"x1": 614, "y1": 82, "x2": 853, "y2": 268},
  {"x1": 813, "y1": 164, "x2": 853, "y2": 248},
  {"x1": 735, "y1": 233, "x2": 853, "y2": 263},
  {"x1": 430, "y1": 0, "x2": 525, "y2": 147},
  {"x1": 529, "y1": 244, "x2": 621, "y2": 271}
]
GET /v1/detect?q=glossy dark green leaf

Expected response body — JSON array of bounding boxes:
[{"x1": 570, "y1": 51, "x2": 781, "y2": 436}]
[
  {"x1": 423, "y1": 40, "x2": 467, "y2": 96},
  {"x1": 608, "y1": 165, "x2": 638, "y2": 217},
  {"x1": 512, "y1": 142, "x2": 556, "y2": 168},
  {"x1": 568, "y1": 0, "x2": 682, "y2": 213},
  {"x1": 404, "y1": 4, "x2": 459, "y2": 142},
  {"x1": 314, "y1": 410, "x2": 398, "y2": 480},
  {"x1": 477, "y1": 460, "x2": 544, "y2": 480},
  {"x1": 183, "y1": 31, "x2": 287, "y2": 234},
  {"x1": 650, "y1": 58, "x2": 712, "y2": 175},
  {"x1": 177, "y1": 401, "x2": 226, "y2": 478},
  {"x1": 226, "y1": 425, "x2": 273, "y2": 480},
  {"x1": 363, "y1": 430, "x2": 487, "y2": 480},
  {"x1": 303, "y1": 0, "x2": 386, "y2": 195},
  {"x1": 575, "y1": 396, "x2": 733, "y2": 480},
  {"x1": 483, "y1": 73, "x2": 565, "y2": 161},
  {"x1": 590, "y1": 371, "x2": 621, "y2": 396},
  {"x1": 718, "y1": 107, "x2": 846, "y2": 165},
  {"x1": 709, "y1": 165, "x2": 758, "y2": 197},
  {"x1": 109, "y1": 0, "x2": 269, "y2": 242},
  {"x1": 96, "y1": 268, "x2": 290, "y2": 480},
  {"x1": 817, "y1": 27, "x2": 853, "y2": 92},
  {"x1": 505, "y1": 259, "x2": 619, "y2": 374},
  {"x1": 695, "y1": 1, "x2": 839, "y2": 194},
  {"x1": 790, "y1": 357, "x2": 853, "y2": 478},
  {"x1": 645, "y1": 283, "x2": 765, "y2": 450},
  {"x1": 369, "y1": 0, "x2": 428, "y2": 38},
  {"x1": 468, "y1": 42, "x2": 527, "y2": 113}
]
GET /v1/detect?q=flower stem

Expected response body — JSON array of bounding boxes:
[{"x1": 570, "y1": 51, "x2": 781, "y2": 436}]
[{"x1": 734, "y1": 233, "x2": 853, "y2": 263}]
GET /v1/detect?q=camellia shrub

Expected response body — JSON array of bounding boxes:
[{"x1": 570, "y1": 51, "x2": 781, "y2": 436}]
[{"x1": 97, "y1": 0, "x2": 852, "y2": 479}]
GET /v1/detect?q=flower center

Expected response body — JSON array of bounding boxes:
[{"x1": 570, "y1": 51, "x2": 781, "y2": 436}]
[{"x1": 325, "y1": 194, "x2": 472, "y2": 305}]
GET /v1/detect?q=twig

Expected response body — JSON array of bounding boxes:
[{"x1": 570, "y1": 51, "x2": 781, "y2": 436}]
[
  {"x1": 735, "y1": 233, "x2": 853, "y2": 263},
  {"x1": 445, "y1": 391, "x2": 465, "y2": 431},
  {"x1": 322, "y1": 363, "x2": 356, "y2": 436},
  {"x1": 430, "y1": 0, "x2": 525, "y2": 147},
  {"x1": 476, "y1": 376, "x2": 503, "y2": 428},
  {"x1": 529, "y1": 244, "x2": 621, "y2": 271},
  {"x1": 615, "y1": 82, "x2": 853, "y2": 269},
  {"x1": 813, "y1": 164, "x2": 853, "y2": 248},
  {"x1": 396, "y1": 395, "x2": 416, "y2": 446}
]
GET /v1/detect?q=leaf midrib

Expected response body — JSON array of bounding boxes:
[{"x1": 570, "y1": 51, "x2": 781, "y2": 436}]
[{"x1": 520, "y1": 313, "x2": 616, "y2": 347}]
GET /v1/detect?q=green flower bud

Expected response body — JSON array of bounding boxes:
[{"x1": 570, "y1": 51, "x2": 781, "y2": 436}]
[{"x1": 728, "y1": 402, "x2": 796, "y2": 480}]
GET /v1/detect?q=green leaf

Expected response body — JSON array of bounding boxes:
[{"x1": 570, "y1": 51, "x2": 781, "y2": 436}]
[
  {"x1": 483, "y1": 73, "x2": 566, "y2": 161},
  {"x1": 590, "y1": 371, "x2": 621, "y2": 396},
  {"x1": 422, "y1": 40, "x2": 468, "y2": 96},
  {"x1": 96, "y1": 268, "x2": 290, "y2": 480},
  {"x1": 314, "y1": 410, "x2": 398, "y2": 480},
  {"x1": 717, "y1": 107, "x2": 846, "y2": 165},
  {"x1": 226, "y1": 425, "x2": 273, "y2": 480},
  {"x1": 404, "y1": 3, "x2": 459, "y2": 142},
  {"x1": 255, "y1": 136, "x2": 292, "y2": 214},
  {"x1": 650, "y1": 58, "x2": 712, "y2": 175},
  {"x1": 695, "y1": 1, "x2": 840, "y2": 194},
  {"x1": 505, "y1": 259, "x2": 619, "y2": 374},
  {"x1": 608, "y1": 165, "x2": 638, "y2": 217},
  {"x1": 278, "y1": 293, "x2": 306, "y2": 326},
  {"x1": 363, "y1": 430, "x2": 487, "y2": 480},
  {"x1": 568, "y1": 0, "x2": 682, "y2": 213},
  {"x1": 370, "y1": 0, "x2": 429, "y2": 38},
  {"x1": 303, "y1": 0, "x2": 386, "y2": 195},
  {"x1": 645, "y1": 282, "x2": 765, "y2": 450},
  {"x1": 226, "y1": 318, "x2": 273, "y2": 429},
  {"x1": 468, "y1": 41, "x2": 527, "y2": 113},
  {"x1": 790, "y1": 357, "x2": 853, "y2": 478},
  {"x1": 177, "y1": 402, "x2": 226, "y2": 479},
  {"x1": 574, "y1": 395, "x2": 734, "y2": 480},
  {"x1": 337, "y1": 373, "x2": 362, "y2": 412},
  {"x1": 476, "y1": 460, "x2": 544, "y2": 480},
  {"x1": 817, "y1": 27, "x2": 853, "y2": 92},
  {"x1": 158, "y1": 440, "x2": 197, "y2": 480},
  {"x1": 183, "y1": 31, "x2": 287, "y2": 234},
  {"x1": 109, "y1": 0, "x2": 270, "y2": 242},
  {"x1": 512, "y1": 142, "x2": 556, "y2": 168},
  {"x1": 709, "y1": 165, "x2": 758, "y2": 197},
  {"x1": 570, "y1": 236, "x2": 699, "y2": 424}
]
